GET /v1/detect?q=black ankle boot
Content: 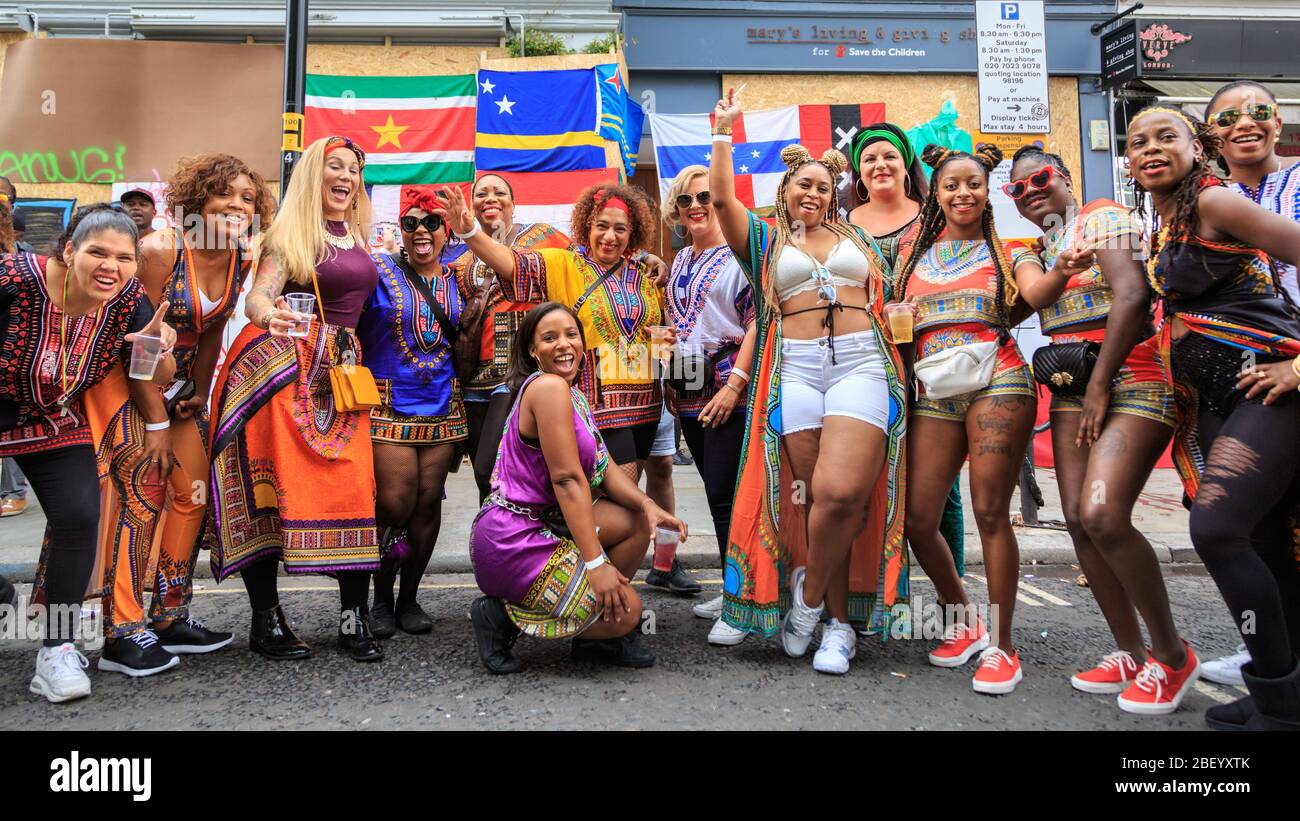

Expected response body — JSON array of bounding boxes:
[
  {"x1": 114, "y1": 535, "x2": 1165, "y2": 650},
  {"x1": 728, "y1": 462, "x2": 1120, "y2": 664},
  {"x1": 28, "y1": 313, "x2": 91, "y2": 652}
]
[
  {"x1": 338, "y1": 606, "x2": 384, "y2": 662},
  {"x1": 1241, "y1": 660, "x2": 1300, "y2": 731},
  {"x1": 249, "y1": 605, "x2": 311, "y2": 661},
  {"x1": 370, "y1": 599, "x2": 396, "y2": 640},
  {"x1": 571, "y1": 629, "x2": 655, "y2": 668},
  {"x1": 470, "y1": 596, "x2": 522, "y2": 674},
  {"x1": 1205, "y1": 695, "x2": 1255, "y2": 731}
]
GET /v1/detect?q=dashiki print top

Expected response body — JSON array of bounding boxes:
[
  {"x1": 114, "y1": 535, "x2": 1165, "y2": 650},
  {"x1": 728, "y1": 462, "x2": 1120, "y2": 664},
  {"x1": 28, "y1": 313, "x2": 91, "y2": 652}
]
[
  {"x1": 0, "y1": 253, "x2": 151, "y2": 456},
  {"x1": 666, "y1": 244, "x2": 754, "y2": 418},
  {"x1": 159, "y1": 228, "x2": 245, "y2": 385},
  {"x1": 503, "y1": 247, "x2": 664, "y2": 430},
  {"x1": 1232, "y1": 162, "x2": 1300, "y2": 304},
  {"x1": 357, "y1": 253, "x2": 462, "y2": 418}
]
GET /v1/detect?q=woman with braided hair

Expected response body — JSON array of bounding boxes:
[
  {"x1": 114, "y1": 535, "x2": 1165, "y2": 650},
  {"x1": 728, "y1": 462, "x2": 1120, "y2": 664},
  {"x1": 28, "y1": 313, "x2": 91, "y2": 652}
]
[
  {"x1": 1126, "y1": 105, "x2": 1300, "y2": 730},
  {"x1": 704, "y1": 88, "x2": 908, "y2": 675},
  {"x1": 895, "y1": 142, "x2": 1093, "y2": 695},
  {"x1": 1007, "y1": 145, "x2": 1196, "y2": 714}
]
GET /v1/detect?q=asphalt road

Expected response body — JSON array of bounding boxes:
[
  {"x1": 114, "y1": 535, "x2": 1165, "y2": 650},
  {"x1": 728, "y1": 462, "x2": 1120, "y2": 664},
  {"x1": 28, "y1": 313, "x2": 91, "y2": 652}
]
[{"x1": 0, "y1": 565, "x2": 1246, "y2": 731}]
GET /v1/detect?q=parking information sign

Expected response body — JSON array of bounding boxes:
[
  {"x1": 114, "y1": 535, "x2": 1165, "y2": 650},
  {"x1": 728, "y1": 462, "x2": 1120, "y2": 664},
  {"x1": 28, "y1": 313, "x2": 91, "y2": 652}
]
[{"x1": 976, "y1": 1, "x2": 1051, "y2": 134}]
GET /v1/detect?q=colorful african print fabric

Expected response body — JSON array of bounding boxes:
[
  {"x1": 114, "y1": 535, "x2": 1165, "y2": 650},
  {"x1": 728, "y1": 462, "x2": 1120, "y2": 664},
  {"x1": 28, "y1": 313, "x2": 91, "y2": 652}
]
[
  {"x1": 159, "y1": 229, "x2": 246, "y2": 384},
  {"x1": 1232, "y1": 163, "x2": 1300, "y2": 303}
]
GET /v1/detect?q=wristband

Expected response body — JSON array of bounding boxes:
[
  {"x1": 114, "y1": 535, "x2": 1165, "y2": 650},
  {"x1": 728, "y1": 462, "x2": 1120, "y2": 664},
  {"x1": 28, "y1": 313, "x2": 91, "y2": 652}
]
[
  {"x1": 260, "y1": 309, "x2": 275, "y2": 330},
  {"x1": 454, "y1": 222, "x2": 480, "y2": 240},
  {"x1": 584, "y1": 554, "x2": 608, "y2": 572},
  {"x1": 144, "y1": 420, "x2": 171, "y2": 432},
  {"x1": 712, "y1": 134, "x2": 733, "y2": 144},
  {"x1": 730, "y1": 366, "x2": 750, "y2": 383},
  {"x1": 712, "y1": 126, "x2": 732, "y2": 136}
]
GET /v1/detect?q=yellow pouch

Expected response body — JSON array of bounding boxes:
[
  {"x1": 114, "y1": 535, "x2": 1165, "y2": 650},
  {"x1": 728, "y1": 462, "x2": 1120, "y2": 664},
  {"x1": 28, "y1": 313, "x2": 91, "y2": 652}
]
[{"x1": 309, "y1": 267, "x2": 380, "y2": 412}]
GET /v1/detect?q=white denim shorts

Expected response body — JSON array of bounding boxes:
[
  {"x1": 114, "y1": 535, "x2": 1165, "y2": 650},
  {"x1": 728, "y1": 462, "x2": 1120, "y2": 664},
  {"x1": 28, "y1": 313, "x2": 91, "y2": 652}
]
[
  {"x1": 649, "y1": 404, "x2": 678, "y2": 457},
  {"x1": 780, "y1": 329, "x2": 890, "y2": 435}
]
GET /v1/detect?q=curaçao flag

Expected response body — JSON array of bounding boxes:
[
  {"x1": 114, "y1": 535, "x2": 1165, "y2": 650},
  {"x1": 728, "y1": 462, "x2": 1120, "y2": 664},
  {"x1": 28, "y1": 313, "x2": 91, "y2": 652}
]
[
  {"x1": 475, "y1": 68, "x2": 605, "y2": 172},
  {"x1": 304, "y1": 74, "x2": 476, "y2": 185},
  {"x1": 596, "y1": 64, "x2": 645, "y2": 178}
]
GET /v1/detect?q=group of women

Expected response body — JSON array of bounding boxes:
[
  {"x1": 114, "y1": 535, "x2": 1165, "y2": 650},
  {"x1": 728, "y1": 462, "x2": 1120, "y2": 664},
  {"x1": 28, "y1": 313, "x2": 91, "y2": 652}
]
[{"x1": 2, "y1": 78, "x2": 1297, "y2": 731}]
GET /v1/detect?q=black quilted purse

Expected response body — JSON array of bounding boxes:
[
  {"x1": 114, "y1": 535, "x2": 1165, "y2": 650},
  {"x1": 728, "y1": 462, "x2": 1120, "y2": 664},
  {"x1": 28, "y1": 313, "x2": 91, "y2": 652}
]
[{"x1": 1031, "y1": 341, "x2": 1100, "y2": 396}]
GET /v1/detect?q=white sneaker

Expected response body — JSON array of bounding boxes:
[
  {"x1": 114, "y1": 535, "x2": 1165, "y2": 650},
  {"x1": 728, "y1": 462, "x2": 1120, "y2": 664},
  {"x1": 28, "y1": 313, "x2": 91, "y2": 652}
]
[
  {"x1": 30, "y1": 643, "x2": 91, "y2": 704},
  {"x1": 693, "y1": 595, "x2": 723, "y2": 620},
  {"x1": 780, "y1": 567, "x2": 823, "y2": 658},
  {"x1": 813, "y1": 619, "x2": 857, "y2": 675},
  {"x1": 707, "y1": 618, "x2": 748, "y2": 646},
  {"x1": 1200, "y1": 644, "x2": 1248, "y2": 686}
]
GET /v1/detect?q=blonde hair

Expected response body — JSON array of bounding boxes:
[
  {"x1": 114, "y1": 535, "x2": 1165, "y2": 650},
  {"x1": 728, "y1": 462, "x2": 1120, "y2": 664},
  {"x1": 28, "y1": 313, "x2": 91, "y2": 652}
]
[
  {"x1": 661, "y1": 165, "x2": 709, "y2": 225},
  {"x1": 263, "y1": 137, "x2": 372, "y2": 285}
]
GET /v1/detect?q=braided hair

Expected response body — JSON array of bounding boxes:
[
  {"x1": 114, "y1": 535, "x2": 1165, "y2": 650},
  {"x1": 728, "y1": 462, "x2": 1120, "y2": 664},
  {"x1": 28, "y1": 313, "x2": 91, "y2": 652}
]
[
  {"x1": 764, "y1": 144, "x2": 887, "y2": 313},
  {"x1": 894, "y1": 143, "x2": 1018, "y2": 340},
  {"x1": 1129, "y1": 106, "x2": 1223, "y2": 245},
  {"x1": 1010, "y1": 144, "x2": 1071, "y2": 184}
]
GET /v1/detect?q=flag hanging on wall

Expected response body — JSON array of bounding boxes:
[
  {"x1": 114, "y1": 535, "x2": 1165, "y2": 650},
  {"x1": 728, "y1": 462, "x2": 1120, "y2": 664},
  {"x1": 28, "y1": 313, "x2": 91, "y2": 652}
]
[
  {"x1": 648, "y1": 103, "x2": 886, "y2": 211},
  {"x1": 475, "y1": 68, "x2": 606, "y2": 172},
  {"x1": 595, "y1": 64, "x2": 645, "y2": 178},
  {"x1": 304, "y1": 74, "x2": 476, "y2": 185}
]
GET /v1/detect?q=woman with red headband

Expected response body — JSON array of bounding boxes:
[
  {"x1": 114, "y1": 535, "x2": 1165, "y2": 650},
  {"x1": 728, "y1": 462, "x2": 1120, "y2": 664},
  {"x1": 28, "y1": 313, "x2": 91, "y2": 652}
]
[
  {"x1": 438, "y1": 183, "x2": 670, "y2": 481},
  {"x1": 208, "y1": 136, "x2": 384, "y2": 664},
  {"x1": 356, "y1": 187, "x2": 466, "y2": 638}
]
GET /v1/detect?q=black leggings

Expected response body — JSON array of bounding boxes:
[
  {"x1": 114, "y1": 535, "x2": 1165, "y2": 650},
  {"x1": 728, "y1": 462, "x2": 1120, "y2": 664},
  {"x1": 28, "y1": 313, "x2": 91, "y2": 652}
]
[
  {"x1": 16, "y1": 445, "x2": 100, "y2": 647},
  {"x1": 240, "y1": 558, "x2": 371, "y2": 613},
  {"x1": 680, "y1": 412, "x2": 746, "y2": 566}
]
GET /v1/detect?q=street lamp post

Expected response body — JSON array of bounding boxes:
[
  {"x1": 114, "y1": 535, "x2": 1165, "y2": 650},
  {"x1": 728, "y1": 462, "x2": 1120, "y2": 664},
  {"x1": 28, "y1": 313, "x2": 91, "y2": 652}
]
[{"x1": 281, "y1": 0, "x2": 309, "y2": 186}]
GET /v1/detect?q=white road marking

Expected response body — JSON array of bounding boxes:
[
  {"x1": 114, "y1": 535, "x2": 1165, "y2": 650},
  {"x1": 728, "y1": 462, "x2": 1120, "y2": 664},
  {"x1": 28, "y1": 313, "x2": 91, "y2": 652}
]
[
  {"x1": 966, "y1": 573, "x2": 1046, "y2": 607},
  {"x1": 1194, "y1": 681, "x2": 1237, "y2": 705},
  {"x1": 1017, "y1": 580, "x2": 1073, "y2": 606}
]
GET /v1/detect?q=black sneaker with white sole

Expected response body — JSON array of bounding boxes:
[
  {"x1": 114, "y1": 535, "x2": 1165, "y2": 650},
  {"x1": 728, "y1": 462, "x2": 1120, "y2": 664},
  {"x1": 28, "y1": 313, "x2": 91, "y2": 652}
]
[
  {"x1": 153, "y1": 617, "x2": 234, "y2": 655},
  {"x1": 97, "y1": 630, "x2": 180, "y2": 677}
]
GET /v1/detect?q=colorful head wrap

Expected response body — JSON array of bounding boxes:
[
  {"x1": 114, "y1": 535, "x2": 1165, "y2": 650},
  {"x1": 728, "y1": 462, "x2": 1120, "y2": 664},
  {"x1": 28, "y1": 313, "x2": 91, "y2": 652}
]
[
  {"x1": 850, "y1": 124, "x2": 916, "y2": 175},
  {"x1": 324, "y1": 136, "x2": 367, "y2": 169},
  {"x1": 400, "y1": 185, "x2": 444, "y2": 216},
  {"x1": 1127, "y1": 106, "x2": 1198, "y2": 136}
]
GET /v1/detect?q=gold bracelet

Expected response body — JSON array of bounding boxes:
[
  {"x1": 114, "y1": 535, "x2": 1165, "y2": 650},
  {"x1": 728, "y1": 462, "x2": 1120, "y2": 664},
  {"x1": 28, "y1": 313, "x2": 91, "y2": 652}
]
[
  {"x1": 712, "y1": 127, "x2": 732, "y2": 136},
  {"x1": 723, "y1": 382, "x2": 744, "y2": 396}
]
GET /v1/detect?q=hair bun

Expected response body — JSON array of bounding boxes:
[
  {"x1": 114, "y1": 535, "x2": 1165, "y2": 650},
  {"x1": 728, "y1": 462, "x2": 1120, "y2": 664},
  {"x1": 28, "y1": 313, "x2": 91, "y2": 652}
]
[
  {"x1": 820, "y1": 149, "x2": 847, "y2": 176},
  {"x1": 974, "y1": 143, "x2": 1004, "y2": 170},
  {"x1": 781, "y1": 144, "x2": 813, "y2": 169},
  {"x1": 920, "y1": 143, "x2": 951, "y2": 169}
]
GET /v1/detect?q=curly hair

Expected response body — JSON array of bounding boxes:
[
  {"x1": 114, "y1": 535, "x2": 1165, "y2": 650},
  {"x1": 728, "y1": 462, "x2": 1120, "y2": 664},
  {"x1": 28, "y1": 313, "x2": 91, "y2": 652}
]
[
  {"x1": 0, "y1": 199, "x2": 14, "y2": 252},
  {"x1": 895, "y1": 143, "x2": 1018, "y2": 341},
  {"x1": 166, "y1": 153, "x2": 276, "y2": 236},
  {"x1": 569, "y1": 183, "x2": 656, "y2": 256},
  {"x1": 1128, "y1": 106, "x2": 1223, "y2": 243}
]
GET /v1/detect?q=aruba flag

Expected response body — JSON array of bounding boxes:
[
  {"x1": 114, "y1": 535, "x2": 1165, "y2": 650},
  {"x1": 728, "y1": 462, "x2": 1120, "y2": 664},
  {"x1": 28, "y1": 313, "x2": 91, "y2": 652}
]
[
  {"x1": 596, "y1": 64, "x2": 645, "y2": 178},
  {"x1": 475, "y1": 68, "x2": 605, "y2": 172}
]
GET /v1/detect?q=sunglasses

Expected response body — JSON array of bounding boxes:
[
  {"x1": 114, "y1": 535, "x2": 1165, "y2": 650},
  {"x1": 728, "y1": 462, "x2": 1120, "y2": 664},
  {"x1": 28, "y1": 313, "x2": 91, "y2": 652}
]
[
  {"x1": 1209, "y1": 103, "x2": 1278, "y2": 129},
  {"x1": 675, "y1": 191, "x2": 712, "y2": 209},
  {"x1": 400, "y1": 214, "x2": 444, "y2": 233},
  {"x1": 1002, "y1": 165, "x2": 1063, "y2": 200},
  {"x1": 812, "y1": 265, "x2": 837, "y2": 303}
]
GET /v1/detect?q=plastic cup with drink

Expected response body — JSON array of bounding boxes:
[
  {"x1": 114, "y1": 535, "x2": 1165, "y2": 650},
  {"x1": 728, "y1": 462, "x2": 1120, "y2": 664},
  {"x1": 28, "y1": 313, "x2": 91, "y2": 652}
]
[
  {"x1": 652, "y1": 525, "x2": 680, "y2": 573},
  {"x1": 285, "y1": 293, "x2": 316, "y2": 338},
  {"x1": 128, "y1": 334, "x2": 164, "y2": 380},
  {"x1": 884, "y1": 303, "x2": 914, "y2": 344}
]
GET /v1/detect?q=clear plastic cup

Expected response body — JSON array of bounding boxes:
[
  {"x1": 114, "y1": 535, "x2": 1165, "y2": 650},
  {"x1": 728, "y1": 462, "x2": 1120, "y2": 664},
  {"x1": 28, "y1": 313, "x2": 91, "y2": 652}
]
[
  {"x1": 884, "y1": 303, "x2": 914, "y2": 344},
  {"x1": 647, "y1": 325, "x2": 675, "y2": 362},
  {"x1": 653, "y1": 525, "x2": 680, "y2": 572},
  {"x1": 128, "y1": 334, "x2": 163, "y2": 380},
  {"x1": 285, "y1": 293, "x2": 316, "y2": 338}
]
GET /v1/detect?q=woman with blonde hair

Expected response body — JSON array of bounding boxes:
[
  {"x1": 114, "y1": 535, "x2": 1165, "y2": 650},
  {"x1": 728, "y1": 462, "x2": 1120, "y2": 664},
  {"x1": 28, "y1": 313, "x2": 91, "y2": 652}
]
[{"x1": 207, "y1": 136, "x2": 384, "y2": 663}]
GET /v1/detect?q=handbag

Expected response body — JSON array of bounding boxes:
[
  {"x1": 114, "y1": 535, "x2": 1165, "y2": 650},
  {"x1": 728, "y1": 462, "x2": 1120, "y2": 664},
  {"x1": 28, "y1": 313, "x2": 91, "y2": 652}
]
[
  {"x1": 913, "y1": 340, "x2": 1000, "y2": 399},
  {"x1": 309, "y1": 270, "x2": 381, "y2": 412},
  {"x1": 1031, "y1": 341, "x2": 1100, "y2": 396}
]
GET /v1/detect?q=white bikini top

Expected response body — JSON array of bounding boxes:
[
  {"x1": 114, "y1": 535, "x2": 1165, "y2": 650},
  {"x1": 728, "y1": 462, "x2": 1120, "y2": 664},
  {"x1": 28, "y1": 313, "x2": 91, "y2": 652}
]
[
  {"x1": 198, "y1": 288, "x2": 221, "y2": 319},
  {"x1": 773, "y1": 239, "x2": 873, "y2": 302}
]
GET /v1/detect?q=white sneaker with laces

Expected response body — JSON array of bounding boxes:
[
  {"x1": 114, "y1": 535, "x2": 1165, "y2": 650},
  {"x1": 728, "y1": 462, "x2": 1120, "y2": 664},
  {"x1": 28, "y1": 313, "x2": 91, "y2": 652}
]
[
  {"x1": 780, "y1": 567, "x2": 823, "y2": 658},
  {"x1": 30, "y1": 643, "x2": 91, "y2": 704},
  {"x1": 693, "y1": 595, "x2": 723, "y2": 620},
  {"x1": 1200, "y1": 644, "x2": 1248, "y2": 686},
  {"x1": 707, "y1": 618, "x2": 748, "y2": 646},
  {"x1": 812, "y1": 619, "x2": 856, "y2": 675}
]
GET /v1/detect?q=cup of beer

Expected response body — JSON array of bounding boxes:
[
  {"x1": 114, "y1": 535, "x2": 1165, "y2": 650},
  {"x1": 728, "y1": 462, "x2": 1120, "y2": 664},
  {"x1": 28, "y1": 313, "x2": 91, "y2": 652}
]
[{"x1": 884, "y1": 303, "x2": 914, "y2": 344}]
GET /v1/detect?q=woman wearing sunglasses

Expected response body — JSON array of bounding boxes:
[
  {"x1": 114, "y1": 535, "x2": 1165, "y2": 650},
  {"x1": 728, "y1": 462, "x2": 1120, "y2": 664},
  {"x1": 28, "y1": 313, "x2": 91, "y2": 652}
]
[
  {"x1": 450, "y1": 173, "x2": 571, "y2": 502},
  {"x1": 659, "y1": 165, "x2": 757, "y2": 646},
  {"x1": 208, "y1": 136, "x2": 384, "y2": 664},
  {"x1": 93, "y1": 154, "x2": 274, "y2": 676},
  {"x1": 1006, "y1": 146, "x2": 1196, "y2": 714},
  {"x1": 356, "y1": 188, "x2": 467, "y2": 638},
  {"x1": 895, "y1": 143, "x2": 1092, "y2": 695}
]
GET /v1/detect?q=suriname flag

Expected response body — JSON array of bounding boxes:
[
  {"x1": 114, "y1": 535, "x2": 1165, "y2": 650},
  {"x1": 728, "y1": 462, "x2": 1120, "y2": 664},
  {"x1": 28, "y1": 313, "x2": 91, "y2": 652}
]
[{"x1": 304, "y1": 73, "x2": 477, "y2": 185}]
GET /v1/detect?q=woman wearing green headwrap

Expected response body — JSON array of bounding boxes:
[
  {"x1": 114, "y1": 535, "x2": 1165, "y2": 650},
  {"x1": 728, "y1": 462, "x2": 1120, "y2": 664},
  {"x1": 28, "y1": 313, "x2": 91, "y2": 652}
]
[{"x1": 848, "y1": 122, "x2": 967, "y2": 577}]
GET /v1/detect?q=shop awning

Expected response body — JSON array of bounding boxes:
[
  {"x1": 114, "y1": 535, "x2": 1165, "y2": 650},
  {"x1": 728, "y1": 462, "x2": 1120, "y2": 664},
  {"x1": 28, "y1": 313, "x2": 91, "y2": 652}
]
[{"x1": 1140, "y1": 80, "x2": 1300, "y2": 125}]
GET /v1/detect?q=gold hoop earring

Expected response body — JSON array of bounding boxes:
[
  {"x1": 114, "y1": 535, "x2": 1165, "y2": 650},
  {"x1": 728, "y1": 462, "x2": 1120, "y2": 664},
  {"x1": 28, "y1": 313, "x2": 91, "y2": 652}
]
[{"x1": 856, "y1": 178, "x2": 870, "y2": 202}]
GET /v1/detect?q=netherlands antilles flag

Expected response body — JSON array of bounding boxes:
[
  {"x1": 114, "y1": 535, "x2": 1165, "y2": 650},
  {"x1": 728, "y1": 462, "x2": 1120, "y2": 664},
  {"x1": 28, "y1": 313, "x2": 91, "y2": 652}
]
[
  {"x1": 304, "y1": 74, "x2": 476, "y2": 185},
  {"x1": 475, "y1": 69, "x2": 605, "y2": 172}
]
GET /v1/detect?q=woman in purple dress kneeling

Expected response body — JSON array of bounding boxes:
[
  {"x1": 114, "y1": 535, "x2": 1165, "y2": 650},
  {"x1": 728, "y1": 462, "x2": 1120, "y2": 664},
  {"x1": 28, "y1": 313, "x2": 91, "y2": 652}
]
[{"x1": 469, "y1": 302, "x2": 687, "y2": 673}]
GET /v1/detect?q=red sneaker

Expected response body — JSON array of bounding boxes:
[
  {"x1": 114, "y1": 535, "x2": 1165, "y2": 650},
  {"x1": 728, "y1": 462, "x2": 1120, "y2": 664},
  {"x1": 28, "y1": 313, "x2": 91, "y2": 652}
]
[
  {"x1": 1117, "y1": 642, "x2": 1200, "y2": 716},
  {"x1": 927, "y1": 620, "x2": 990, "y2": 668},
  {"x1": 1070, "y1": 650, "x2": 1143, "y2": 694},
  {"x1": 972, "y1": 646, "x2": 1023, "y2": 695}
]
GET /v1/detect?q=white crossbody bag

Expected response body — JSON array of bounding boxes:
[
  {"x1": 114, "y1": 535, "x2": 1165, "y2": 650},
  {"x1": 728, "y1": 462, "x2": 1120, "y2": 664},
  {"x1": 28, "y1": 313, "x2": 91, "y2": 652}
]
[{"x1": 913, "y1": 340, "x2": 1000, "y2": 399}]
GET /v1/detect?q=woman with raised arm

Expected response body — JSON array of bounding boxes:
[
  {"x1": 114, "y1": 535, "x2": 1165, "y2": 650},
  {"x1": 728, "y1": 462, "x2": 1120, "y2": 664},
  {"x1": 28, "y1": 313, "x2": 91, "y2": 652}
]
[
  {"x1": 208, "y1": 136, "x2": 384, "y2": 664},
  {"x1": 93, "y1": 154, "x2": 274, "y2": 677},
  {"x1": 1007, "y1": 146, "x2": 1196, "y2": 715},
  {"x1": 894, "y1": 143, "x2": 1092, "y2": 695},
  {"x1": 704, "y1": 88, "x2": 908, "y2": 676},
  {"x1": 2, "y1": 205, "x2": 176, "y2": 703},
  {"x1": 468, "y1": 302, "x2": 687, "y2": 673},
  {"x1": 1126, "y1": 106, "x2": 1300, "y2": 730}
]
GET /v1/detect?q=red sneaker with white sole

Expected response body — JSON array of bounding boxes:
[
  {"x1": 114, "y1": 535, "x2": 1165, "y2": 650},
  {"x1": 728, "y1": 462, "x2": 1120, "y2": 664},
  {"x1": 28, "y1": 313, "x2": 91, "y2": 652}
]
[
  {"x1": 1071, "y1": 650, "x2": 1143, "y2": 694},
  {"x1": 972, "y1": 646, "x2": 1023, "y2": 695},
  {"x1": 1117, "y1": 642, "x2": 1200, "y2": 716},
  {"x1": 928, "y1": 620, "x2": 990, "y2": 668}
]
